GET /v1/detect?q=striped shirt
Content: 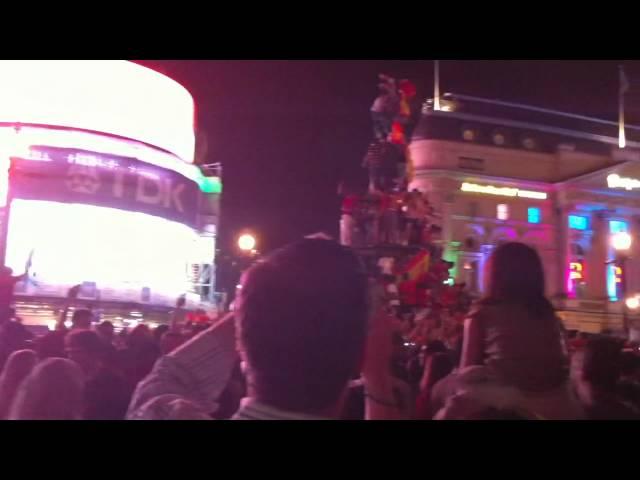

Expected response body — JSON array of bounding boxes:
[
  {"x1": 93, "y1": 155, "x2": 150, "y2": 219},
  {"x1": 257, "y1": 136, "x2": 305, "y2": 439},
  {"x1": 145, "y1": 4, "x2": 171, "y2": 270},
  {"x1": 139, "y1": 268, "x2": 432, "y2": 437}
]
[
  {"x1": 127, "y1": 319, "x2": 329, "y2": 420},
  {"x1": 127, "y1": 321, "x2": 238, "y2": 419},
  {"x1": 232, "y1": 398, "x2": 328, "y2": 420}
]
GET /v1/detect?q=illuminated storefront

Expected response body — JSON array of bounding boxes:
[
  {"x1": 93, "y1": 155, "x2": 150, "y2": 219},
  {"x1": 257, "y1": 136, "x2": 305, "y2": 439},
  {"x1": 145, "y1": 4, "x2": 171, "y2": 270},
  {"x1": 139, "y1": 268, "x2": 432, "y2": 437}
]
[
  {"x1": 0, "y1": 61, "x2": 221, "y2": 327},
  {"x1": 409, "y1": 93, "x2": 640, "y2": 333}
]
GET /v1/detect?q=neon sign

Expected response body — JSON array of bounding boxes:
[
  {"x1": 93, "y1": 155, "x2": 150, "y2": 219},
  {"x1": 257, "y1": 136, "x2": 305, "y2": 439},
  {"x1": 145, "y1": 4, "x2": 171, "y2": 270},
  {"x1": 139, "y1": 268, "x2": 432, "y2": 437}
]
[
  {"x1": 569, "y1": 262, "x2": 583, "y2": 281},
  {"x1": 568, "y1": 215, "x2": 588, "y2": 230},
  {"x1": 460, "y1": 182, "x2": 547, "y2": 200},
  {"x1": 11, "y1": 146, "x2": 201, "y2": 227},
  {"x1": 528, "y1": 207, "x2": 541, "y2": 224},
  {"x1": 567, "y1": 261, "x2": 585, "y2": 298},
  {"x1": 607, "y1": 174, "x2": 640, "y2": 191}
]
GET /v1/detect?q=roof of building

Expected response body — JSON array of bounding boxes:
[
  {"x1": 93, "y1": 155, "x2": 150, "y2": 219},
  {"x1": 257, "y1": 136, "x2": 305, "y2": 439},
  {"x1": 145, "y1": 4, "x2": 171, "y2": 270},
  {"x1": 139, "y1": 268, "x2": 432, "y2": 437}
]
[{"x1": 411, "y1": 93, "x2": 640, "y2": 156}]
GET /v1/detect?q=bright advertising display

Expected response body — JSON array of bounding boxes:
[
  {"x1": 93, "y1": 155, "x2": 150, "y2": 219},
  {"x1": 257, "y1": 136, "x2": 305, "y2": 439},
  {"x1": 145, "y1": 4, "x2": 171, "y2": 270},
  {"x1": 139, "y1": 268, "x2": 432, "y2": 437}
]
[
  {"x1": 5, "y1": 146, "x2": 207, "y2": 307},
  {"x1": 6, "y1": 200, "x2": 201, "y2": 306}
]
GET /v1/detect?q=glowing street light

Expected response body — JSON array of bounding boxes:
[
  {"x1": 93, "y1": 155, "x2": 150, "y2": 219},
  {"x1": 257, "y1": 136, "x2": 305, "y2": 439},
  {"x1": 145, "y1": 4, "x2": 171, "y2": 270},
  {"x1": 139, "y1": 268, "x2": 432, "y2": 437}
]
[
  {"x1": 612, "y1": 231, "x2": 632, "y2": 251},
  {"x1": 237, "y1": 233, "x2": 257, "y2": 253},
  {"x1": 626, "y1": 296, "x2": 640, "y2": 311}
]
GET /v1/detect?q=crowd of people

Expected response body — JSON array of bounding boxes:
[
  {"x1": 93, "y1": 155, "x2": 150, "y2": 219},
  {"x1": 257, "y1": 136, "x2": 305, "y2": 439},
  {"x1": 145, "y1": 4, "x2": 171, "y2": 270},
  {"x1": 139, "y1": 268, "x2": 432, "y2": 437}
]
[
  {"x1": 340, "y1": 186, "x2": 443, "y2": 250},
  {"x1": 0, "y1": 286, "x2": 223, "y2": 420},
  {"x1": 0, "y1": 237, "x2": 637, "y2": 420}
]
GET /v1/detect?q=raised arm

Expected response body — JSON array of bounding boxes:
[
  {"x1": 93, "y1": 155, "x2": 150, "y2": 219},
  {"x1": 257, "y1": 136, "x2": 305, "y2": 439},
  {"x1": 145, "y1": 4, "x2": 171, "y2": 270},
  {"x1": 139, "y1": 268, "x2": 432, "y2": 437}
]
[{"x1": 127, "y1": 313, "x2": 238, "y2": 419}]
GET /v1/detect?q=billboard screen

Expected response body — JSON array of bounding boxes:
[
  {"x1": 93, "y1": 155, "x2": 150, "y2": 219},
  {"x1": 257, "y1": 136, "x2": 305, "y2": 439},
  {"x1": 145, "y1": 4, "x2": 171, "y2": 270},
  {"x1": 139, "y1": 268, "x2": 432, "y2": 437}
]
[
  {"x1": 10, "y1": 146, "x2": 201, "y2": 228},
  {"x1": 5, "y1": 199, "x2": 204, "y2": 306}
]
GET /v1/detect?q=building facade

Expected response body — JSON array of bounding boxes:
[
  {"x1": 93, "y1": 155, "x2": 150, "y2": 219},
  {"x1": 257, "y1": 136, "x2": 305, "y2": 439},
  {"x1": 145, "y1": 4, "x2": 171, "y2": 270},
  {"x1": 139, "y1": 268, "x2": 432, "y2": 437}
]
[{"x1": 408, "y1": 94, "x2": 640, "y2": 333}]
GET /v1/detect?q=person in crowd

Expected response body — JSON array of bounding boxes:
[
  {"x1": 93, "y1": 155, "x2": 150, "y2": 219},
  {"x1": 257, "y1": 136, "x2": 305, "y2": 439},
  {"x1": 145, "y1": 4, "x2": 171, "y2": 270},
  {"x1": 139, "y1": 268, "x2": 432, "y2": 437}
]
[
  {"x1": 130, "y1": 394, "x2": 213, "y2": 420},
  {"x1": 0, "y1": 319, "x2": 34, "y2": 371},
  {"x1": 95, "y1": 320, "x2": 118, "y2": 372},
  {"x1": 65, "y1": 330, "x2": 132, "y2": 420},
  {"x1": 8, "y1": 358, "x2": 85, "y2": 420},
  {"x1": 115, "y1": 327, "x2": 129, "y2": 349},
  {"x1": 36, "y1": 329, "x2": 67, "y2": 360},
  {"x1": 575, "y1": 336, "x2": 640, "y2": 419},
  {"x1": 213, "y1": 361, "x2": 247, "y2": 420},
  {"x1": 70, "y1": 309, "x2": 93, "y2": 330},
  {"x1": 0, "y1": 267, "x2": 26, "y2": 324},
  {"x1": 159, "y1": 331, "x2": 185, "y2": 355},
  {"x1": 568, "y1": 331, "x2": 589, "y2": 354},
  {"x1": 415, "y1": 351, "x2": 454, "y2": 419},
  {"x1": 432, "y1": 365, "x2": 543, "y2": 420},
  {"x1": 617, "y1": 351, "x2": 640, "y2": 408},
  {"x1": 117, "y1": 324, "x2": 161, "y2": 390},
  {"x1": 153, "y1": 324, "x2": 170, "y2": 344},
  {"x1": 128, "y1": 238, "x2": 401, "y2": 420},
  {"x1": 0, "y1": 349, "x2": 37, "y2": 419},
  {"x1": 457, "y1": 242, "x2": 583, "y2": 419},
  {"x1": 96, "y1": 321, "x2": 115, "y2": 345}
]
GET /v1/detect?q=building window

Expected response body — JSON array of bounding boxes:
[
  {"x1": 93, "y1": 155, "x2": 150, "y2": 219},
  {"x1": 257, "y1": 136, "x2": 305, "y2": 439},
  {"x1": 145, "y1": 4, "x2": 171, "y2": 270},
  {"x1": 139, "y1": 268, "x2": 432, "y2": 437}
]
[
  {"x1": 497, "y1": 204, "x2": 509, "y2": 221},
  {"x1": 462, "y1": 127, "x2": 477, "y2": 141},
  {"x1": 458, "y1": 157, "x2": 485, "y2": 171},
  {"x1": 568, "y1": 215, "x2": 589, "y2": 230},
  {"x1": 528, "y1": 207, "x2": 541, "y2": 224},
  {"x1": 522, "y1": 137, "x2": 537, "y2": 150},
  {"x1": 492, "y1": 132, "x2": 506, "y2": 146}
]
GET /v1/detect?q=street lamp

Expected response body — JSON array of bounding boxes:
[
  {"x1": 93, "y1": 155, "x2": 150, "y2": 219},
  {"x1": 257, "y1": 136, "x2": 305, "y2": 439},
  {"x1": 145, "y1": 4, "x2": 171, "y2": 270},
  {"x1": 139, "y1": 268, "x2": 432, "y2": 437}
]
[
  {"x1": 626, "y1": 295, "x2": 640, "y2": 311},
  {"x1": 612, "y1": 231, "x2": 632, "y2": 251},
  {"x1": 237, "y1": 233, "x2": 257, "y2": 254},
  {"x1": 612, "y1": 231, "x2": 632, "y2": 336}
]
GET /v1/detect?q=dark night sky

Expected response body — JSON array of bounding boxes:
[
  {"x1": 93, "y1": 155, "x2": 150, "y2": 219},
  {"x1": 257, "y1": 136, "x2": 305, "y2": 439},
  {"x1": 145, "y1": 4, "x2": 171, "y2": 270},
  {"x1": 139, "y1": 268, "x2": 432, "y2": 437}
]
[{"x1": 136, "y1": 60, "x2": 640, "y2": 254}]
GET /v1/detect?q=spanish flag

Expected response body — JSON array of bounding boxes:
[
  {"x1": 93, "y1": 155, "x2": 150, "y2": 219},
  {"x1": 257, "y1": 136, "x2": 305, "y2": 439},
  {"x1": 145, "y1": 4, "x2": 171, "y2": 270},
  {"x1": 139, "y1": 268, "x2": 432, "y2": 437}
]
[
  {"x1": 398, "y1": 250, "x2": 431, "y2": 306},
  {"x1": 401, "y1": 250, "x2": 430, "y2": 282}
]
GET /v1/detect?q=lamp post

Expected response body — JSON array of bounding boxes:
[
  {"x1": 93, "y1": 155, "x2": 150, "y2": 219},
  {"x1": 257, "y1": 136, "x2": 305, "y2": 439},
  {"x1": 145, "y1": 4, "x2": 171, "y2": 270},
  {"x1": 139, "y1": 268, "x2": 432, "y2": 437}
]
[
  {"x1": 612, "y1": 232, "x2": 632, "y2": 336},
  {"x1": 237, "y1": 233, "x2": 257, "y2": 255}
]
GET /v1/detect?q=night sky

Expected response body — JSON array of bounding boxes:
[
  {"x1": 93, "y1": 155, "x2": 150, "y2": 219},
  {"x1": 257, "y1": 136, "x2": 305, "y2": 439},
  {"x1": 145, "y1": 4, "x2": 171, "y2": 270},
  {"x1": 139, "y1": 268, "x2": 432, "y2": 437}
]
[{"x1": 136, "y1": 60, "x2": 640, "y2": 254}]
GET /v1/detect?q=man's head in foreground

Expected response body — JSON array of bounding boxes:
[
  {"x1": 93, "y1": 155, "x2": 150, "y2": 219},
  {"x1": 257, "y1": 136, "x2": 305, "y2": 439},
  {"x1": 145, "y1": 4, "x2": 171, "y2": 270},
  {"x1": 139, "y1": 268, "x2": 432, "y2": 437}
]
[{"x1": 236, "y1": 238, "x2": 369, "y2": 417}]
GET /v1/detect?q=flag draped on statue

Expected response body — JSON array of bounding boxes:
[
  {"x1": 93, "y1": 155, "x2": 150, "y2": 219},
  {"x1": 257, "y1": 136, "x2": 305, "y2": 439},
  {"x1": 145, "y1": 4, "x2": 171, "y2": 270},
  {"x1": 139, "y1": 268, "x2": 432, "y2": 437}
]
[
  {"x1": 401, "y1": 250, "x2": 431, "y2": 282},
  {"x1": 397, "y1": 250, "x2": 431, "y2": 306}
]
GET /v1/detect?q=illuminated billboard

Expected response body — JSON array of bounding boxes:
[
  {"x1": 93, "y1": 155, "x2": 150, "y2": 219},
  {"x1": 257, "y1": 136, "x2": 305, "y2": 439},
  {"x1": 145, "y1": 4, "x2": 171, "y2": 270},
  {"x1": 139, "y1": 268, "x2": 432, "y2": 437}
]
[
  {"x1": 10, "y1": 146, "x2": 201, "y2": 228},
  {"x1": 3, "y1": 146, "x2": 214, "y2": 308},
  {"x1": 6, "y1": 200, "x2": 202, "y2": 306}
]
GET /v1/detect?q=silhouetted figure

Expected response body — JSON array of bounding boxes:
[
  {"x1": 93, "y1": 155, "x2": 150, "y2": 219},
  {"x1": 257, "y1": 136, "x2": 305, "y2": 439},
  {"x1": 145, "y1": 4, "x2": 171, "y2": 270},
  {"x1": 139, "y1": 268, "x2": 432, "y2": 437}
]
[{"x1": 66, "y1": 330, "x2": 132, "y2": 420}]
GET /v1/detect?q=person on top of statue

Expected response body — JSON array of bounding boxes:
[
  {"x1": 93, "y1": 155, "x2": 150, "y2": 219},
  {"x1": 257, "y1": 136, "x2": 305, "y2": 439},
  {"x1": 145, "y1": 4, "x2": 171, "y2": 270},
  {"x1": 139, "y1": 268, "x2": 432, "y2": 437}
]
[
  {"x1": 403, "y1": 189, "x2": 429, "y2": 246},
  {"x1": 338, "y1": 181, "x2": 360, "y2": 247},
  {"x1": 363, "y1": 140, "x2": 401, "y2": 194},
  {"x1": 371, "y1": 74, "x2": 400, "y2": 142}
]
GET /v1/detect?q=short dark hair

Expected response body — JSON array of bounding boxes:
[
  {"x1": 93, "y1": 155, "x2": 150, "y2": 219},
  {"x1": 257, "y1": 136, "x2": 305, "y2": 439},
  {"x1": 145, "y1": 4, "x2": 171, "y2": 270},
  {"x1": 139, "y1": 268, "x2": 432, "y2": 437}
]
[
  {"x1": 66, "y1": 330, "x2": 106, "y2": 359},
  {"x1": 583, "y1": 336, "x2": 624, "y2": 390},
  {"x1": 236, "y1": 238, "x2": 368, "y2": 413},
  {"x1": 71, "y1": 309, "x2": 92, "y2": 329}
]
